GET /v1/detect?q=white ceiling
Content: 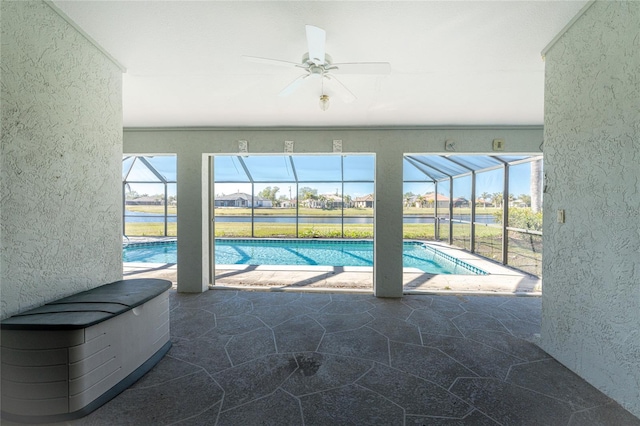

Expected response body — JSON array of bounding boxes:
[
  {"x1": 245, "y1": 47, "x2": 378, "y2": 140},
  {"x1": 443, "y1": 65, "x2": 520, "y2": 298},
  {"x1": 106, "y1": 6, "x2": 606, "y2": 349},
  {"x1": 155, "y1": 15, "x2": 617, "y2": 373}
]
[{"x1": 53, "y1": 1, "x2": 587, "y2": 128}]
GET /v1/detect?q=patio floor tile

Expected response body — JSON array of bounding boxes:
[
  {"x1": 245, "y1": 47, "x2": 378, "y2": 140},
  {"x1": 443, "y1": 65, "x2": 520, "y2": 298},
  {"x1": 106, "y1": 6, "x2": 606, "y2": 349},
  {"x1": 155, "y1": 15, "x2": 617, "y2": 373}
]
[{"x1": 43, "y1": 289, "x2": 637, "y2": 426}]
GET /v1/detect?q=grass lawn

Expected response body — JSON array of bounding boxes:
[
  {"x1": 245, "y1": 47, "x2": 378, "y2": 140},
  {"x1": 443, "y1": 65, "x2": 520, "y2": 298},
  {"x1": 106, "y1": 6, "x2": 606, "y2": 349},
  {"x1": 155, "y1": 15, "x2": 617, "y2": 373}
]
[
  {"x1": 215, "y1": 223, "x2": 374, "y2": 238},
  {"x1": 125, "y1": 222, "x2": 177, "y2": 236},
  {"x1": 126, "y1": 205, "x2": 177, "y2": 214},
  {"x1": 125, "y1": 221, "x2": 501, "y2": 240}
]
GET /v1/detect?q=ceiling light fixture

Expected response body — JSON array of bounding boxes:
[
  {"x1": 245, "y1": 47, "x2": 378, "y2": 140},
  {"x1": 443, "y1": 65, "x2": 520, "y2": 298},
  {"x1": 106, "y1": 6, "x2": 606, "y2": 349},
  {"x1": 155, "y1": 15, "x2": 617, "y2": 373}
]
[{"x1": 319, "y1": 94, "x2": 330, "y2": 111}]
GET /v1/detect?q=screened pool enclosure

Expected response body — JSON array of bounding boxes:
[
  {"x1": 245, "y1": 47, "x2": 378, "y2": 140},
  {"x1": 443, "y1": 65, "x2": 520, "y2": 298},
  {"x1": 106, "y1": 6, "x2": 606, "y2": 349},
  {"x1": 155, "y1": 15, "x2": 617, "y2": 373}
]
[
  {"x1": 123, "y1": 154, "x2": 543, "y2": 276},
  {"x1": 213, "y1": 155, "x2": 375, "y2": 239},
  {"x1": 404, "y1": 154, "x2": 543, "y2": 276},
  {"x1": 122, "y1": 155, "x2": 177, "y2": 237}
]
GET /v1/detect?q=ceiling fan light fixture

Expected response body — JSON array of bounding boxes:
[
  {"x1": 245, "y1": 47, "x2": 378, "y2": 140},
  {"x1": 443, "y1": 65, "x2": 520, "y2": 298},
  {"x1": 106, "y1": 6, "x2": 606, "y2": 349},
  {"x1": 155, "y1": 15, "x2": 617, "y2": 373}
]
[{"x1": 319, "y1": 94, "x2": 330, "y2": 111}]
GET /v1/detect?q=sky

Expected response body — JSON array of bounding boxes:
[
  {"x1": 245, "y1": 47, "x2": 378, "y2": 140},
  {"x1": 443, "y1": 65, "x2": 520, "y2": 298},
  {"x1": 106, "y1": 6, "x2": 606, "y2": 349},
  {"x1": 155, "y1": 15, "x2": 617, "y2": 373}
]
[{"x1": 123, "y1": 154, "x2": 540, "y2": 200}]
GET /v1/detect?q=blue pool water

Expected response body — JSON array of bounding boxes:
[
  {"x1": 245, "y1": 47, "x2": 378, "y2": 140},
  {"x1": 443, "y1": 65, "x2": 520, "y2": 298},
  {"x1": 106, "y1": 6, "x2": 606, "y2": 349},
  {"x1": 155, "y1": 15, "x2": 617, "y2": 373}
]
[{"x1": 122, "y1": 239, "x2": 486, "y2": 275}]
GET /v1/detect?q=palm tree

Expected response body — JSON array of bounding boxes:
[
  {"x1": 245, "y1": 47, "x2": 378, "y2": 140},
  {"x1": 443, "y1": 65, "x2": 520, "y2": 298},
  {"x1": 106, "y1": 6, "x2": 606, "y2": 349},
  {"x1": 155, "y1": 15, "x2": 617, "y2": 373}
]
[
  {"x1": 318, "y1": 194, "x2": 328, "y2": 209},
  {"x1": 480, "y1": 192, "x2": 490, "y2": 208},
  {"x1": 492, "y1": 192, "x2": 503, "y2": 208},
  {"x1": 519, "y1": 194, "x2": 531, "y2": 208},
  {"x1": 403, "y1": 192, "x2": 415, "y2": 208},
  {"x1": 530, "y1": 159, "x2": 542, "y2": 213}
]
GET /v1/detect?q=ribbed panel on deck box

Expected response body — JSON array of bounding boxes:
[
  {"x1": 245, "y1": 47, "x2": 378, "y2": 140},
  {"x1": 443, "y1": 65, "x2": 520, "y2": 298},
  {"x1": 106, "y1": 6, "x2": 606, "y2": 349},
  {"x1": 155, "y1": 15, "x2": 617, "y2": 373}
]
[{"x1": 1, "y1": 279, "x2": 172, "y2": 423}]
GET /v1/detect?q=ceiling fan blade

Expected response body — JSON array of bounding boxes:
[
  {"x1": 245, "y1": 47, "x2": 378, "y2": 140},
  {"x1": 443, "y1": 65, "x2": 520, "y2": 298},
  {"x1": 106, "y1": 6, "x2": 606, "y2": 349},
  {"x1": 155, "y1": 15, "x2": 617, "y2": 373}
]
[
  {"x1": 278, "y1": 74, "x2": 309, "y2": 97},
  {"x1": 305, "y1": 25, "x2": 326, "y2": 65},
  {"x1": 330, "y1": 62, "x2": 391, "y2": 75},
  {"x1": 324, "y1": 74, "x2": 356, "y2": 103},
  {"x1": 242, "y1": 55, "x2": 301, "y2": 68}
]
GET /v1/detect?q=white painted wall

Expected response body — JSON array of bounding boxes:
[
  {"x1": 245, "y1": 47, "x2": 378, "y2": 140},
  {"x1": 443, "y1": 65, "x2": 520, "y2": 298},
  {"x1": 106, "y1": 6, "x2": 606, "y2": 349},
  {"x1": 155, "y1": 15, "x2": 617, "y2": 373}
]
[
  {"x1": 541, "y1": 0, "x2": 640, "y2": 418},
  {"x1": 1, "y1": 1, "x2": 123, "y2": 319},
  {"x1": 123, "y1": 128, "x2": 543, "y2": 296}
]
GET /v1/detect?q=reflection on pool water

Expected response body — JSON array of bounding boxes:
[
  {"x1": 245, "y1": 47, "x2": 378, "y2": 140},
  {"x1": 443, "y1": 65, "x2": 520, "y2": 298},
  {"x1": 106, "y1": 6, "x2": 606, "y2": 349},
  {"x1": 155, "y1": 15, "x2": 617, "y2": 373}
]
[{"x1": 122, "y1": 239, "x2": 486, "y2": 275}]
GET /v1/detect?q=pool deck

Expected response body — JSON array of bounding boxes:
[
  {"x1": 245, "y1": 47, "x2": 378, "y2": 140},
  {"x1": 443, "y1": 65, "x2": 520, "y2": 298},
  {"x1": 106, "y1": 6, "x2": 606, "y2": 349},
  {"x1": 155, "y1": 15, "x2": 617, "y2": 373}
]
[{"x1": 124, "y1": 239, "x2": 541, "y2": 295}]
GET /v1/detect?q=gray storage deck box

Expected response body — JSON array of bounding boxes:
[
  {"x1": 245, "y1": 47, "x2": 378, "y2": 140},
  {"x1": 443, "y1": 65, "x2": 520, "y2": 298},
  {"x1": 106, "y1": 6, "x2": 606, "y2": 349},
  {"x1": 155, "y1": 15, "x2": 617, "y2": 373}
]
[{"x1": 1, "y1": 279, "x2": 172, "y2": 423}]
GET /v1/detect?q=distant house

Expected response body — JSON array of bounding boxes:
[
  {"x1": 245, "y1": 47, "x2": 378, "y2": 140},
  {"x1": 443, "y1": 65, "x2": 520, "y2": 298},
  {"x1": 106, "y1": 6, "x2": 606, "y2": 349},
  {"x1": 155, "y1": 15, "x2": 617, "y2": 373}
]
[
  {"x1": 453, "y1": 197, "x2": 469, "y2": 208},
  {"x1": 303, "y1": 194, "x2": 344, "y2": 209},
  {"x1": 405, "y1": 195, "x2": 418, "y2": 207},
  {"x1": 280, "y1": 198, "x2": 296, "y2": 208},
  {"x1": 355, "y1": 194, "x2": 374, "y2": 208},
  {"x1": 126, "y1": 196, "x2": 162, "y2": 205},
  {"x1": 214, "y1": 192, "x2": 272, "y2": 208},
  {"x1": 414, "y1": 192, "x2": 450, "y2": 209},
  {"x1": 476, "y1": 197, "x2": 490, "y2": 207},
  {"x1": 510, "y1": 199, "x2": 528, "y2": 208},
  {"x1": 325, "y1": 194, "x2": 345, "y2": 209}
]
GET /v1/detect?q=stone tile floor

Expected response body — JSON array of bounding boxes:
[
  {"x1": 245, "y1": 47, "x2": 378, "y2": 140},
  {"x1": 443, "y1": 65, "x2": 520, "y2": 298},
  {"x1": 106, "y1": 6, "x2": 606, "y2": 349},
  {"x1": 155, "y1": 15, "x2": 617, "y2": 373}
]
[{"x1": 53, "y1": 290, "x2": 639, "y2": 425}]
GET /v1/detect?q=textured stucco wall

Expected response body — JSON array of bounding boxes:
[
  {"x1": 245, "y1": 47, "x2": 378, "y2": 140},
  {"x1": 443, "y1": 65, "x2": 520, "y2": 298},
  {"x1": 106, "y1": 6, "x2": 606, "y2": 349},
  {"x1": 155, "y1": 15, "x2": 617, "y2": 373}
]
[
  {"x1": 541, "y1": 1, "x2": 640, "y2": 418},
  {"x1": 1, "y1": 1, "x2": 123, "y2": 319}
]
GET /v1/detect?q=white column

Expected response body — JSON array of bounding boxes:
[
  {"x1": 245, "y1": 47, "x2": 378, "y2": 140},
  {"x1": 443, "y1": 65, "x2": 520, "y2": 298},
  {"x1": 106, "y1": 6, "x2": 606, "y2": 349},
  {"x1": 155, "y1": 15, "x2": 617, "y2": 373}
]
[
  {"x1": 176, "y1": 151, "x2": 208, "y2": 293},
  {"x1": 373, "y1": 150, "x2": 404, "y2": 298}
]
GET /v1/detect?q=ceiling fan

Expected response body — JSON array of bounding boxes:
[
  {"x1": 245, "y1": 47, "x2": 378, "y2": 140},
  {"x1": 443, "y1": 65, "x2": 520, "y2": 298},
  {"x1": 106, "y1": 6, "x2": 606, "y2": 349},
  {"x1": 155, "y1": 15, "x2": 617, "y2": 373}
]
[{"x1": 243, "y1": 25, "x2": 391, "y2": 110}]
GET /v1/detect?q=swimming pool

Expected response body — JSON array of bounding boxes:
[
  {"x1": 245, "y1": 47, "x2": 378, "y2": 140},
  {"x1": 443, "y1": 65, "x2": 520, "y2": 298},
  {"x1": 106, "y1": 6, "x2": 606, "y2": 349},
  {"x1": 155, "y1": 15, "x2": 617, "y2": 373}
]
[{"x1": 123, "y1": 239, "x2": 486, "y2": 275}]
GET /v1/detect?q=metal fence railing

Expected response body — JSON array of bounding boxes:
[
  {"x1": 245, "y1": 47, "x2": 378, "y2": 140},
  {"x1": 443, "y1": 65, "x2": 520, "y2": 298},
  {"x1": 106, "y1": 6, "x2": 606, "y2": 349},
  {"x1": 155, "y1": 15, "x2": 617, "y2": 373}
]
[{"x1": 432, "y1": 217, "x2": 542, "y2": 277}]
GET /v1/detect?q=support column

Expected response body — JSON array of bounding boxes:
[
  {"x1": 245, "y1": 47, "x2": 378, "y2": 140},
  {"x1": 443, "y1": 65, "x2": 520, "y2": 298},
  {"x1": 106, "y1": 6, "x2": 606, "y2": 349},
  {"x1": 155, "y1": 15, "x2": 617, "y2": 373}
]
[
  {"x1": 434, "y1": 181, "x2": 439, "y2": 240},
  {"x1": 502, "y1": 164, "x2": 509, "y2": 265},
  {"x1": 374, "y1": 151, "x2": 403, "y2": 298},
  {"x1": 470, "y1": 171, "x2": 476, "y2": 252},
  {"x1": 208, "y1": 156, "x2": 215, "y2": 286},
  {"x1": 164, "y1": 183, "x2": 168, "y2": 236},
  {"x1": 176, "y1": 151, "x2": 208, "y2": 293},
  {"x1": 449, "y1": 177, "x2": 454, "y2": 245}
]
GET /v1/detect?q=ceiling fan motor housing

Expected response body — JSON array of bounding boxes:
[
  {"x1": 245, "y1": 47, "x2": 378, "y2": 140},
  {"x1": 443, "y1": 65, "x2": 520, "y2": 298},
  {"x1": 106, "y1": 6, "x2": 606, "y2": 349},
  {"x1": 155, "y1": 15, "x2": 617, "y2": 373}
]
[{"x1": 303, "y1": 52, "x2": 332, "y2": 67}]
